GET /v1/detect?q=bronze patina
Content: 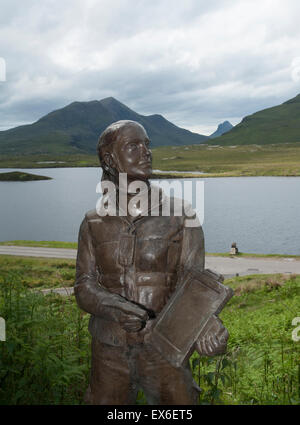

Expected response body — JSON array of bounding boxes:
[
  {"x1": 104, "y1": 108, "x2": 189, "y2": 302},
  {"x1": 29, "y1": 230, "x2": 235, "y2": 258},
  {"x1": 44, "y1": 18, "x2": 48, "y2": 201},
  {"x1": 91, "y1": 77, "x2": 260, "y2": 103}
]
[{"x1": 74, "y1": 120, "x2": 232, "y2": 405}]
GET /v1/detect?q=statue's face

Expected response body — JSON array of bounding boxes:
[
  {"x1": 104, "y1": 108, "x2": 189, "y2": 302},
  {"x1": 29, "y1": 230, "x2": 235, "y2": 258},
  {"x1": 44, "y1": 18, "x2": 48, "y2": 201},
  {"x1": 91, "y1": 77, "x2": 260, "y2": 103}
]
[{"x1": 111, "y1": 123, "x2": 152, "y2": 180}]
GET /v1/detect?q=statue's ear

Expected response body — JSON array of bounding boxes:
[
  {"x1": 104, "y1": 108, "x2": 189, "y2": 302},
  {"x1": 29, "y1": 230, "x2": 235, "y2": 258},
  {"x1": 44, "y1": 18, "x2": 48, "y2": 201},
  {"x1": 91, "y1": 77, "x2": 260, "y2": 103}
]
[{"x1": 103, "y1": 152, "x2": 116, "y2": 169}]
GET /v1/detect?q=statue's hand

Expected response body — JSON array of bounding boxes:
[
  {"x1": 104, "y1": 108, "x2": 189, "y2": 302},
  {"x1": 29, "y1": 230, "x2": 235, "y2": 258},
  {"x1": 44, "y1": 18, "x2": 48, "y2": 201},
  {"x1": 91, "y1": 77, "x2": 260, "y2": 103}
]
[
  {"x1": 111, "y1": 297, "x2": 149, "y2": 332},
  {"x1": 118, "y1": 309, "x2": 149, "y2": 333},
  {"x1": 195, "y1": 316, "x2": 229, "y2": 357}
]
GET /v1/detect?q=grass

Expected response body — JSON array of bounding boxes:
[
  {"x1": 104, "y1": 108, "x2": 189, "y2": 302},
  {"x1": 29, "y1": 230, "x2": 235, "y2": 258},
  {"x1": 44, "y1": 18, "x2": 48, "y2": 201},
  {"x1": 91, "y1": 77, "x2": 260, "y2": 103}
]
[
  {"x1": 151, "y1": 142, "x2": 300, "y2": 177},
  {"x1": 0, "y1": 153, "x2": 98, "y2": 169},
  {"x1": 1, "y1": 143, "x2": 300, "y2": 177},
  {"x1": 189, "y1": 273, "x2": 300, "y2": 405},
  {"x1": 0, "y1": 267, "x2": 299, "y2": 405},
  {"x1": 0, "y1": 275, "x2": 90, "y2": 405},
  {"x1": 0, "y1": 256, "x2": 76, "y2": 289}
]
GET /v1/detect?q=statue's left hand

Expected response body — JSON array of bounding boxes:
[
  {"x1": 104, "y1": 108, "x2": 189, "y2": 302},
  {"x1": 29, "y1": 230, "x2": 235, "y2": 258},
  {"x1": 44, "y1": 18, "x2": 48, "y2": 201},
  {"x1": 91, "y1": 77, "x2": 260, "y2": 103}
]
[{"x1": 195, "y1": 316, "x2": 229, "y2": 357}]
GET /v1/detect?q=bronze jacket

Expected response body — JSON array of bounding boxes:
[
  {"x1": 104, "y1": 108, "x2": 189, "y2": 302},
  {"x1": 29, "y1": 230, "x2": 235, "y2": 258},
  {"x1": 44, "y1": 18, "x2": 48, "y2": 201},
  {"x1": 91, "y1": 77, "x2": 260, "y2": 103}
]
[{"x1": 74, "y1": 186, "x2": 205, "y2": 346}]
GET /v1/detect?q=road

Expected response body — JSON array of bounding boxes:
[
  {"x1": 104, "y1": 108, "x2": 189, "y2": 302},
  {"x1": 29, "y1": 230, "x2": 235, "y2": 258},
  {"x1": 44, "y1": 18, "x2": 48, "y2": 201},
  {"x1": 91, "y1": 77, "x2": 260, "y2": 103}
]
[
  {"x1": 1, "y1": 245, "x2": 300, "y2": 277},
  {"x1": 0, "y1": 245, "x2": 77, "y2": 259}
]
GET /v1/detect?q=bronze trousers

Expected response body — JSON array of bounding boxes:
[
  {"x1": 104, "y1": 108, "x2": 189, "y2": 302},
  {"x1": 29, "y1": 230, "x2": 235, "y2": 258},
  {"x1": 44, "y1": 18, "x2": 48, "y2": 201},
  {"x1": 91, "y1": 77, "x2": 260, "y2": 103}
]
[{"x1": 85, "y1": 338, "x2": 200, "y2": 405}]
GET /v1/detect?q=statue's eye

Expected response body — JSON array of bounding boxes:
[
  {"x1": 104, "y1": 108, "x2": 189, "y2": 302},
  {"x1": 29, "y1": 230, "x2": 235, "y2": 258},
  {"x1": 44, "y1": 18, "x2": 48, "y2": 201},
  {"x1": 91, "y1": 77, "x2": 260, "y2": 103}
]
[{"x1": 128, "y1": 143, "x2": 137, "y2": 150}]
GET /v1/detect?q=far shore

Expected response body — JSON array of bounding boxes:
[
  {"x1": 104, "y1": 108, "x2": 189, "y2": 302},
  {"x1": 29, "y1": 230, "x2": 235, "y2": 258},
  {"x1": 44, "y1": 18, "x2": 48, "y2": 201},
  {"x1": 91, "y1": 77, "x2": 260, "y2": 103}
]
[
  {"x1": 1, "y1": 142, "x2": 300, "y2": 177},
  {"x1": 0, "y1": 166, "x2": 300, "y2": 179}
]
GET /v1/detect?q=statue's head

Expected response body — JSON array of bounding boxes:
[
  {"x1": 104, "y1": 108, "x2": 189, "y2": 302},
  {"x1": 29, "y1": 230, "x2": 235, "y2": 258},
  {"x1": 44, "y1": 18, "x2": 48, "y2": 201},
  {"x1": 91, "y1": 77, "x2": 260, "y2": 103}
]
[{"x1": 97, "y1": 120, "x2": 152, "y2": 182}]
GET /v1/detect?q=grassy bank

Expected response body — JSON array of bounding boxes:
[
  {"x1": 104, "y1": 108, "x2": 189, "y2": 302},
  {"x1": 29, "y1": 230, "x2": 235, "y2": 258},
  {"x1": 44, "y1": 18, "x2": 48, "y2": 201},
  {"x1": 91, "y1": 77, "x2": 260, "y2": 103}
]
[
  {"x1": 1, "y1": 143, "x2": 300, "y2": 177},
  {"x1": 0, "y1": 267, "x2": 299, "y2": 405},
  {"x1": 190, "y1": 273, "x2": 300, "y2": 405},
  {"x1": 0, "y1": 277, "x2": 90, "y2": 404},
  {"x1": 0, "y1": 240, "x2": 77, "y2": 249},
  {"x1": 0, "y1": 255, "x2": 75, "y2": 289},
  {"x1": 151, "y1": 142, "x2": 300, "y2": 177},
  {"x1": 0, "y1": 153, "x2": 98, "y2": 169},
  {"x1": 1, "y1": 255, "x2": 299, "y2": 294}
]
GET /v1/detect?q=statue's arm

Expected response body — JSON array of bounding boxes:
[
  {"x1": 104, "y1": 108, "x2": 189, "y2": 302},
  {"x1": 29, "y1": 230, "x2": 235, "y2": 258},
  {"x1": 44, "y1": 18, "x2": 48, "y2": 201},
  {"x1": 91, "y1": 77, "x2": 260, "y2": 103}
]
[
  {"x1": 177, "y1": 211, "x2": 205, "y2": 280},
  {"x1": 74, "y1": 217, "x2": 148, "y2": 326},
  {"x1": 178, "y1": 211, "x2": 229, "y2": 356}
]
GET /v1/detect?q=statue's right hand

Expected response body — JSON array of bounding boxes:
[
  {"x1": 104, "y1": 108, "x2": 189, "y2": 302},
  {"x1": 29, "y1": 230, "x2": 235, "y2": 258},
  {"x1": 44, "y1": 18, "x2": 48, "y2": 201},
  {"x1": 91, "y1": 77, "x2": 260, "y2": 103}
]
[
  {"x1": 116, "y1": 301, "x2": 149, "y2": 332},
  {"x1": 119, "y1": 311, "x2": 148, "y2": 332}
]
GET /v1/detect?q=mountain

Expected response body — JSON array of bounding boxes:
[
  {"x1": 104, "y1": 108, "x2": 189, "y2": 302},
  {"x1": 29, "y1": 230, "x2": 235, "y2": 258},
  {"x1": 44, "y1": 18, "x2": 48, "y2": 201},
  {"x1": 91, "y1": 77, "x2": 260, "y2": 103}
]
[
  {"x1": 210, "y1": 121, "x2": 233, "y2": 138},
  {"x1": 0, "y1": 97, "x2": 208, "y2": 156},
  {"x1": 214, "y1": 94, "x2": 300, "y2": 145}
]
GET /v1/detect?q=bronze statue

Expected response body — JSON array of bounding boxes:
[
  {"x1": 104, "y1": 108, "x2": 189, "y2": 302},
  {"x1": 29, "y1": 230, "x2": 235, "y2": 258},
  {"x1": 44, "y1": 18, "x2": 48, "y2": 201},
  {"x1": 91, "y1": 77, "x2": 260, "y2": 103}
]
[{"x1": 74, "y1": 120, "x2": 231, "y2": 405}]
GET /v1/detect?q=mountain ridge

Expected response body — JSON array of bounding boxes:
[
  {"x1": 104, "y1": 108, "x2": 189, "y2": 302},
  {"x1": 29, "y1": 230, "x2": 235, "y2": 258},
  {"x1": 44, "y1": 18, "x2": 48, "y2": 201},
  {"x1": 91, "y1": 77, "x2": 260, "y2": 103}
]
[{"x1": 0, "y1": 97, "x2": 208, "y2": 156}]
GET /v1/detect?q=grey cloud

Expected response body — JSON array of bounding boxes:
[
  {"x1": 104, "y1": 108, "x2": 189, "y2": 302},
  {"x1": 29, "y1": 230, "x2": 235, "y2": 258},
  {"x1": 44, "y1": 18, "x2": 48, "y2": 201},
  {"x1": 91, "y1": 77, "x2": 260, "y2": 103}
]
[{"x1": 0, "y1": 0, "x2": 300, "y2": 135}]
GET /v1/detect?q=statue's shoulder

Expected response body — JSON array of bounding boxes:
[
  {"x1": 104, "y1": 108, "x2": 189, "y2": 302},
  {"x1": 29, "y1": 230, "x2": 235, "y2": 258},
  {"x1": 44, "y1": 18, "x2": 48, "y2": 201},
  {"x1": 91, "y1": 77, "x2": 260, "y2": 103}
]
[{"x1": 84, "y1": 209, "x2": 99, "y2": 221}]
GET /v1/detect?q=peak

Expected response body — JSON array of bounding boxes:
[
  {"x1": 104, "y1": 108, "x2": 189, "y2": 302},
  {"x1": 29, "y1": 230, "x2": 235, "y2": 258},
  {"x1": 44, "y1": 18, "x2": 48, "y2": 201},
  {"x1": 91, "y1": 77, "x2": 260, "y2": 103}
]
[
  {"x1": 100, "y1": 97, "x2": 119, "y2": 104},
  {"x1": 217, "y1": 121, "x2": 233, "y2": 130},
  {"x1": 210, "y1": 120, "x2": 233, "y2": 138},
  {"x1": 66, "y1": 100, "x2": 101, "y2": 107},
  {"x1": 149, "y1": 113, "x2": 165, "y2": 120}
]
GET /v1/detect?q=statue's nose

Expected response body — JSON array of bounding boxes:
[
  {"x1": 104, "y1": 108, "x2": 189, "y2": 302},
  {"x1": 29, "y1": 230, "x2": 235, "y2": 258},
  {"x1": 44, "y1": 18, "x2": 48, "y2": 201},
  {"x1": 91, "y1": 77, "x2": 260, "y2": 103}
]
[{"x1": 141, "y1": 145, "x2": 151, "y2": 160}]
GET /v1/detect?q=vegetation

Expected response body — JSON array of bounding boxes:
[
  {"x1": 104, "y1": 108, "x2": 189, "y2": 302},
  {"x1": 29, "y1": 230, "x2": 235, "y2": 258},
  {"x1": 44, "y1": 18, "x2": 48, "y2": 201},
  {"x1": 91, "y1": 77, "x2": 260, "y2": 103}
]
[
  {"x1": 214, "y1": 93, "x2": 300, "y2": 146},
  {"x1": 0, "y1": 265, "x2": 299, "y2": 405},
  {"x1": 151, "y1": 142, "x2": 300, "y2": 177},
  {"x1": 0, "y1": 171, "x2": 51, "y2": 181},
  {"x1": 190, "y1": 274, "x2": 300, "y2": 405},
  {"x1": 0, "y1": 255, "x2": 75, "y2": 289},
  {"x1": 0, "y1": 153, "x2": 98, "y2": 169},
  {"x1": 0, "y1": 274, "x2": 90, "y2": 404}
]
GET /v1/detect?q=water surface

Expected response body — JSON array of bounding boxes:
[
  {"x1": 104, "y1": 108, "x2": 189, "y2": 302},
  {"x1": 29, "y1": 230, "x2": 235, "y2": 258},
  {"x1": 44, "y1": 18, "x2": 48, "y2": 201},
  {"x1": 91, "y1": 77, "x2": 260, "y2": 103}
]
[{"x1": 0, "y1": 168, "x2": 299, "y2": 255}]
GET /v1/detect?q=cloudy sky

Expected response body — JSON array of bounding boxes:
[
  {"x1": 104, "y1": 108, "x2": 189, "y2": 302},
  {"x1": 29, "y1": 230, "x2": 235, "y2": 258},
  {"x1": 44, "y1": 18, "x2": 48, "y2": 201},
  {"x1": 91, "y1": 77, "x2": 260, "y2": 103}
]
[{"x1": 0, "y1": 0, "x2": 300, "y2": 135}]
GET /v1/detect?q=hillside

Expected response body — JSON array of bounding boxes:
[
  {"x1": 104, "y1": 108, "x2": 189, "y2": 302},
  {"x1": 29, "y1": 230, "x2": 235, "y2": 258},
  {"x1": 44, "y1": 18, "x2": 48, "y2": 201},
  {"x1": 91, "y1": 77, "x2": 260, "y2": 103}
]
[
  {"x1": 214, "y1": 93, "x2": 300, "y2": 145},
  {"x1": 0, "y1": 97, "x2": 208, "y2": 156}
]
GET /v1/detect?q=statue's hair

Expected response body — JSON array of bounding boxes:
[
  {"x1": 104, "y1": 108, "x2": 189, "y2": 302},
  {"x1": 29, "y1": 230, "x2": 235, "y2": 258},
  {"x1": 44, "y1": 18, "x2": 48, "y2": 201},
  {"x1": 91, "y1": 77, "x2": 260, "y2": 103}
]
[{"x1": 97, "y1": 120, "x2": 145, "y2": 181}]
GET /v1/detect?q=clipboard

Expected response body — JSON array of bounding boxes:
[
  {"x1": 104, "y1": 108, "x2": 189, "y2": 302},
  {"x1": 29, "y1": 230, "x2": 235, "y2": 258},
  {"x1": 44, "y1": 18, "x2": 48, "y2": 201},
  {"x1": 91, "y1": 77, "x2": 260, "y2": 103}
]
[{"x1": 147, "y1": 268, "x2": 233, "y2": 368}]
